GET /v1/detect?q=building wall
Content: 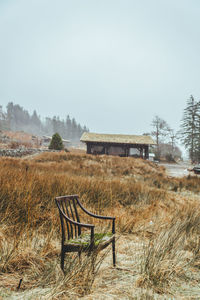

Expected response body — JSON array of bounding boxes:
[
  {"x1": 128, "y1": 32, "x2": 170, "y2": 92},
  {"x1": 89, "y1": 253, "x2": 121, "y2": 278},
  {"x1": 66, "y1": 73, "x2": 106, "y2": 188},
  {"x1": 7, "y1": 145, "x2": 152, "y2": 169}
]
[
  {"x1": 90, "y1": 144, "x2": 126, "y2": 156},
  {"x1": 107, "y1": 146, "x2": 126, "y2": 156},
  {"x1": 91, "y1": 145, "x2": 104, "y2": 154},
  {"x1": 86, "y1": 142, "x2": 149, "y2": 158}
]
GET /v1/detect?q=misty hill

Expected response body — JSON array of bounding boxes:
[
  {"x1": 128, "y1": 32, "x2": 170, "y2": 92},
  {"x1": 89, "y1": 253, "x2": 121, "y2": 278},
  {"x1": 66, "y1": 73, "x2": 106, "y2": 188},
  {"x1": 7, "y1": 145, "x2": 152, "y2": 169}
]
[{"x1": 0, "y1": 102, "x2": 89, "y2": 142}]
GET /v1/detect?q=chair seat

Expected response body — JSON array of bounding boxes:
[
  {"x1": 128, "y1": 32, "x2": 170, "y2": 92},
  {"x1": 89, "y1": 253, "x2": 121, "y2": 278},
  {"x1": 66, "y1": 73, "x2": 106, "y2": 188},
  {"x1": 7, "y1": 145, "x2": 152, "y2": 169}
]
[{"x1": 65, "y1": 232, "x2": 114, "y2": 250}]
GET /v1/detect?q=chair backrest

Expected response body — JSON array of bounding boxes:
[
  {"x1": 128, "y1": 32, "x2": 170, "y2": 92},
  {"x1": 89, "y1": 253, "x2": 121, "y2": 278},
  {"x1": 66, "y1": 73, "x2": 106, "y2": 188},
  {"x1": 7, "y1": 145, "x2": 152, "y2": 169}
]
[{"x1": 55, "y1": 195, "x2": 82, "y2": 241}]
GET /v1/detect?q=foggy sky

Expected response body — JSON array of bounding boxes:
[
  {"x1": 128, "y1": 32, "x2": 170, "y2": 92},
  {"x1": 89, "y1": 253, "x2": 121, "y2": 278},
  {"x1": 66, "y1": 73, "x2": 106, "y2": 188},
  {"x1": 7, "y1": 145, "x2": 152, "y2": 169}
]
[{"x1": 0, "y1": 0, "x2": 200, "y2": 136}]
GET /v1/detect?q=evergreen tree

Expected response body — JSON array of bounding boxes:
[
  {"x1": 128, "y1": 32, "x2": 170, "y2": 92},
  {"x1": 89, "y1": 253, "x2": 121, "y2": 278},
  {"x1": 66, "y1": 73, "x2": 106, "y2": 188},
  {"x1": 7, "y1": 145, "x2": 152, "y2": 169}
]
[
  {"x1": 66, "y1": 115, "x2": 72, "y2": 139},
  {"x1": 31, "y1": 110, "x2": 41, "y2": 127},
  {"x1": 4, "y1": 102, "x2": 88, "y2": 141},
  {"x1": 0, "y1": 106, "x2": 9, "y2": 130},
  {"x1": 193, "y1": 103, "x2": 200, "y2": 162},
  {"x1": 179, "y1": 95, "x2": 200, "y2": 162},
  {"x1": 49, "y1": 133, "x2": 64, "y2": 150},
  {"x1": 44, "y1": 117, "x2": 53, "y2": 135},
  {"x1": 6, "y1": 102, "x2": 15, "y2": 130}
]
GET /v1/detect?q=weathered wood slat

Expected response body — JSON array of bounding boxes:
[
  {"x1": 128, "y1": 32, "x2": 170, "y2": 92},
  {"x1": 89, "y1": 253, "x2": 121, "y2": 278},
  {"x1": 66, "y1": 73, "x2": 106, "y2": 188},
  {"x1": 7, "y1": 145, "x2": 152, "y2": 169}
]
[{"x1": 55, "y1": 195, "x2": 116, "y2": 272}]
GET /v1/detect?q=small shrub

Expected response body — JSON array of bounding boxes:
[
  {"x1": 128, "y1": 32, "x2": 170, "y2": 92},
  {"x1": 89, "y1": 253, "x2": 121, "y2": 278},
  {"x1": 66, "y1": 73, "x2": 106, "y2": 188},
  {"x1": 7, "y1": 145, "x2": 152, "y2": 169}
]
[{"x1": 49, "y1": 133, "x2": 64, "y2": 150}]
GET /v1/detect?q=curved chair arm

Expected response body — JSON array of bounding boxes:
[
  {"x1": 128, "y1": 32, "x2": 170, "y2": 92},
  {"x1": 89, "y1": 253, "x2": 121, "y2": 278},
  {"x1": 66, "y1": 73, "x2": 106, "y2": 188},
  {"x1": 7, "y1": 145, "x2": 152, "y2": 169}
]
[
  {"x1": 57, "y1": 202, "x2": 95, "y2": 229},
  {"x1": 77, "y1": 198, "x2": 116, "y2": 220},
  {"x1": 77, "y1": 198, "x2": 115, "y2": 234}
]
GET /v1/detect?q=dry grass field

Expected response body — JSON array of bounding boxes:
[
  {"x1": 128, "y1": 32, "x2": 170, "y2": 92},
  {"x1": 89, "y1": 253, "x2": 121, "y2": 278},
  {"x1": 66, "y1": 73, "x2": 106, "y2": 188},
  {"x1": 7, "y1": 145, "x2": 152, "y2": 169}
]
[{"x1": 0, "y1": 151, "x2": 200, "y2": 299}]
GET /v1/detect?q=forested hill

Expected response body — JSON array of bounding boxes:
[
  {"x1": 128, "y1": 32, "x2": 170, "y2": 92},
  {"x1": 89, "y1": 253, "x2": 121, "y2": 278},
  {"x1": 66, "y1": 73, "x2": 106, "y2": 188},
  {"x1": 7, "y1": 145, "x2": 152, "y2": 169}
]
[{"x1": 0, "y1": 102, "x2": 89, "y2": 141}]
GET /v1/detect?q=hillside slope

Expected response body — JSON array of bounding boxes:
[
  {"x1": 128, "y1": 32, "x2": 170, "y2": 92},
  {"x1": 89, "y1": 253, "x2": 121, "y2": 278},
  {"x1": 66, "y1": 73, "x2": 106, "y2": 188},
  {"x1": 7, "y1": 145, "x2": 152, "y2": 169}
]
[{"x1": 0, "y1": 152, "x2": 200, "y2": 298}]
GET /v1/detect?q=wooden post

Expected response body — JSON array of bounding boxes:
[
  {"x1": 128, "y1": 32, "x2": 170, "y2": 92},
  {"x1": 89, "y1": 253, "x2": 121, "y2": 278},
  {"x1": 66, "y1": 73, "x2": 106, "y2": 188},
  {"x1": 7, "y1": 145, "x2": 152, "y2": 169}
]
[
  {"x1": 125, "y1": 147, "x2": 129, "y2": 157},
  {"x1": 87, "y1": 143, "x2": 91, "y2": 154},
  {"x1": 139, "y1": 147, "x2": 143, "y2": 158},
  {"x1": 105, "y1": 146, "x2": 109, "y2": 155},
  {"x1": 144, "y1": 146, "x2": 149, "y2": 159}
]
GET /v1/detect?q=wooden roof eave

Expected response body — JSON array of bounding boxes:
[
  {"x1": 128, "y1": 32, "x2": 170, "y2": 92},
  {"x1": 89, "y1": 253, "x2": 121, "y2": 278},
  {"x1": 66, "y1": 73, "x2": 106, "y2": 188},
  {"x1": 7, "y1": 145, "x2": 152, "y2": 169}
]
[{"x1": 83, "y1": 141, "x2": 152, "y2": 147}]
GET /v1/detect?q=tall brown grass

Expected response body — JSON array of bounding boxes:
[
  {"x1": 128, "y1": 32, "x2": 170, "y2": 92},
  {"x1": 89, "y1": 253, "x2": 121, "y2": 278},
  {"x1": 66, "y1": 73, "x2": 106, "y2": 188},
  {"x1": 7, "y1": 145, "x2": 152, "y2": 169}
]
[
  {"x1": 138, "y1": 205, "x2": 200, "y2": 294},
  {"x1": 1, "y1": 152, "x2": 200, "y2": 297}
]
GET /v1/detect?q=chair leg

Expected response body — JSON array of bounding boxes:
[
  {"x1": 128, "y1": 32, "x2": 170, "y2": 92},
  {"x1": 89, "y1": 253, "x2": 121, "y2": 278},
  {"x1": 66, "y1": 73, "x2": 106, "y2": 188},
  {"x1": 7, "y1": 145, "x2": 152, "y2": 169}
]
[
  {"x1": 91, "y1": 252, "x2": 96, "y2": 274},
  {"x1": 112, "y1": 238, "x2": 116, "y2": 267},
  {"x1": 78, "y1": 251, "x2": 82, "y2": 263},
  {"x1": 61, "y1": 248, "x2": 65, "y2": 272}
]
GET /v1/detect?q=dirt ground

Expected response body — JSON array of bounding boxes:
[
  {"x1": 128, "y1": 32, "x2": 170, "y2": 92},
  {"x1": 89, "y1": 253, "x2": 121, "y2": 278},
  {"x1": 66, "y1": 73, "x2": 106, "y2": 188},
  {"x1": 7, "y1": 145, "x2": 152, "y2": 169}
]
[
  {"x1": 82, "y1": 235, "x2": 154, "y2": 300},
  {"x1": 2, "y1": 233, "x2": 200, "y2": 300},
  {"x1": 159, "y1": 161, "x2": 195, "y2": 178},
  {"x1": 83, "y1": 233, "x2": 200, "y2": 300}
]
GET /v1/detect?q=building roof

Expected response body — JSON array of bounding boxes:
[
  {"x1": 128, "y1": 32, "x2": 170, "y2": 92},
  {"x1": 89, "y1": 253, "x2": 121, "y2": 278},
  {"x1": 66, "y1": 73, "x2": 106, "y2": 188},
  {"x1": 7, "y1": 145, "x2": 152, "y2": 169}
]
[{"x1": 80, "y1": 132, "x2": 156, "y2": 145}]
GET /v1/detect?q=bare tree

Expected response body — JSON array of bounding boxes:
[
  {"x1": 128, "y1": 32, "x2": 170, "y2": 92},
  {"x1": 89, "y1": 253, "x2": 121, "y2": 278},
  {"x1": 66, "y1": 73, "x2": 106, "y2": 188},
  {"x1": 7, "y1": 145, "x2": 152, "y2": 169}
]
[
  {"x1": 151, "y1": 116, "x2": 170, "y2": 159},
  {"x1": 168, "y1": 128, "x2": 178, "y2": 156}
]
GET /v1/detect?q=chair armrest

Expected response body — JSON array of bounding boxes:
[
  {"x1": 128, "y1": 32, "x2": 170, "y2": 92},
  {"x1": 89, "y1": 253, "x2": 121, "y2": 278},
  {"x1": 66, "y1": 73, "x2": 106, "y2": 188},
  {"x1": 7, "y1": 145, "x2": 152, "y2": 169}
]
[
  {"x1": 77, "y1": 199, "x2": 115, "y2": 220},
  {"x1": 61, "y1": 210, "x2": 95, "y2": 229}
]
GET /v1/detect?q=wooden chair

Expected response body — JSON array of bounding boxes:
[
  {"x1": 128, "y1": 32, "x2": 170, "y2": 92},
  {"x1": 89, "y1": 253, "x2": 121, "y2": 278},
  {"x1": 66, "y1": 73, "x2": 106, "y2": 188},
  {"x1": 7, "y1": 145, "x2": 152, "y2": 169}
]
[{"x1": 55, "y1": 194, "x2": 116, "y2": 271}]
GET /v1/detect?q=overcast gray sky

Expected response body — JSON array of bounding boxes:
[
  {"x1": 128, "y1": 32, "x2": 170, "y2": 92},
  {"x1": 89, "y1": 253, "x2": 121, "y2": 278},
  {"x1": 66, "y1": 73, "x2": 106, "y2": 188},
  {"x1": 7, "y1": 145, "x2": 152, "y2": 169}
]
[{"x1": 0, "y1": 0, "x2": 200, "y2": 135}]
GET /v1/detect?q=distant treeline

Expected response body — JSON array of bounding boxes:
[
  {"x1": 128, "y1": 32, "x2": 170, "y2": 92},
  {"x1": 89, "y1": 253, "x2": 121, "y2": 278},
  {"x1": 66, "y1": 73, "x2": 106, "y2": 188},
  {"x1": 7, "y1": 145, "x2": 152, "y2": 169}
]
[{"x1": 0, "y1": 102, "x2": 89, "y2": 141}]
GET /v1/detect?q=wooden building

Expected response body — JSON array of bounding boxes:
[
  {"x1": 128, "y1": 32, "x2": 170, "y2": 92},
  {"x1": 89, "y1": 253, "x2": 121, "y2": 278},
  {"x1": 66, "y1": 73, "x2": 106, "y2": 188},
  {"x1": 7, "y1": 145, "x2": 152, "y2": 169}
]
[{"x1": 80, "y1": 132, "x2": 156, "y2": 159}]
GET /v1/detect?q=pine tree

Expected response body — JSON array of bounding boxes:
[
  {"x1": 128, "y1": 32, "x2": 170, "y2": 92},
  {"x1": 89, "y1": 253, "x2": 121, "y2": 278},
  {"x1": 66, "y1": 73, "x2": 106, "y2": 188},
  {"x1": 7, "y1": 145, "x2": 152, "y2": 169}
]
[
  {"x1": 49, "y1": 133, "x2": 64, "y2": 150},
  {"x1": 66, "y1": 115, "x2": 72, "y2": 139},
  {"x1": 4, "y1": 102, "x2": 88, "y2": 141},
  {"x1": 193, "y1": 101, "x2": 200, "y2": 162},
  {"x1": 0, "y1": 106, "x2": 9, "y2": 130},
  {"x1": 180, "y1": 95, "x2": 200, "y2": 162}
]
